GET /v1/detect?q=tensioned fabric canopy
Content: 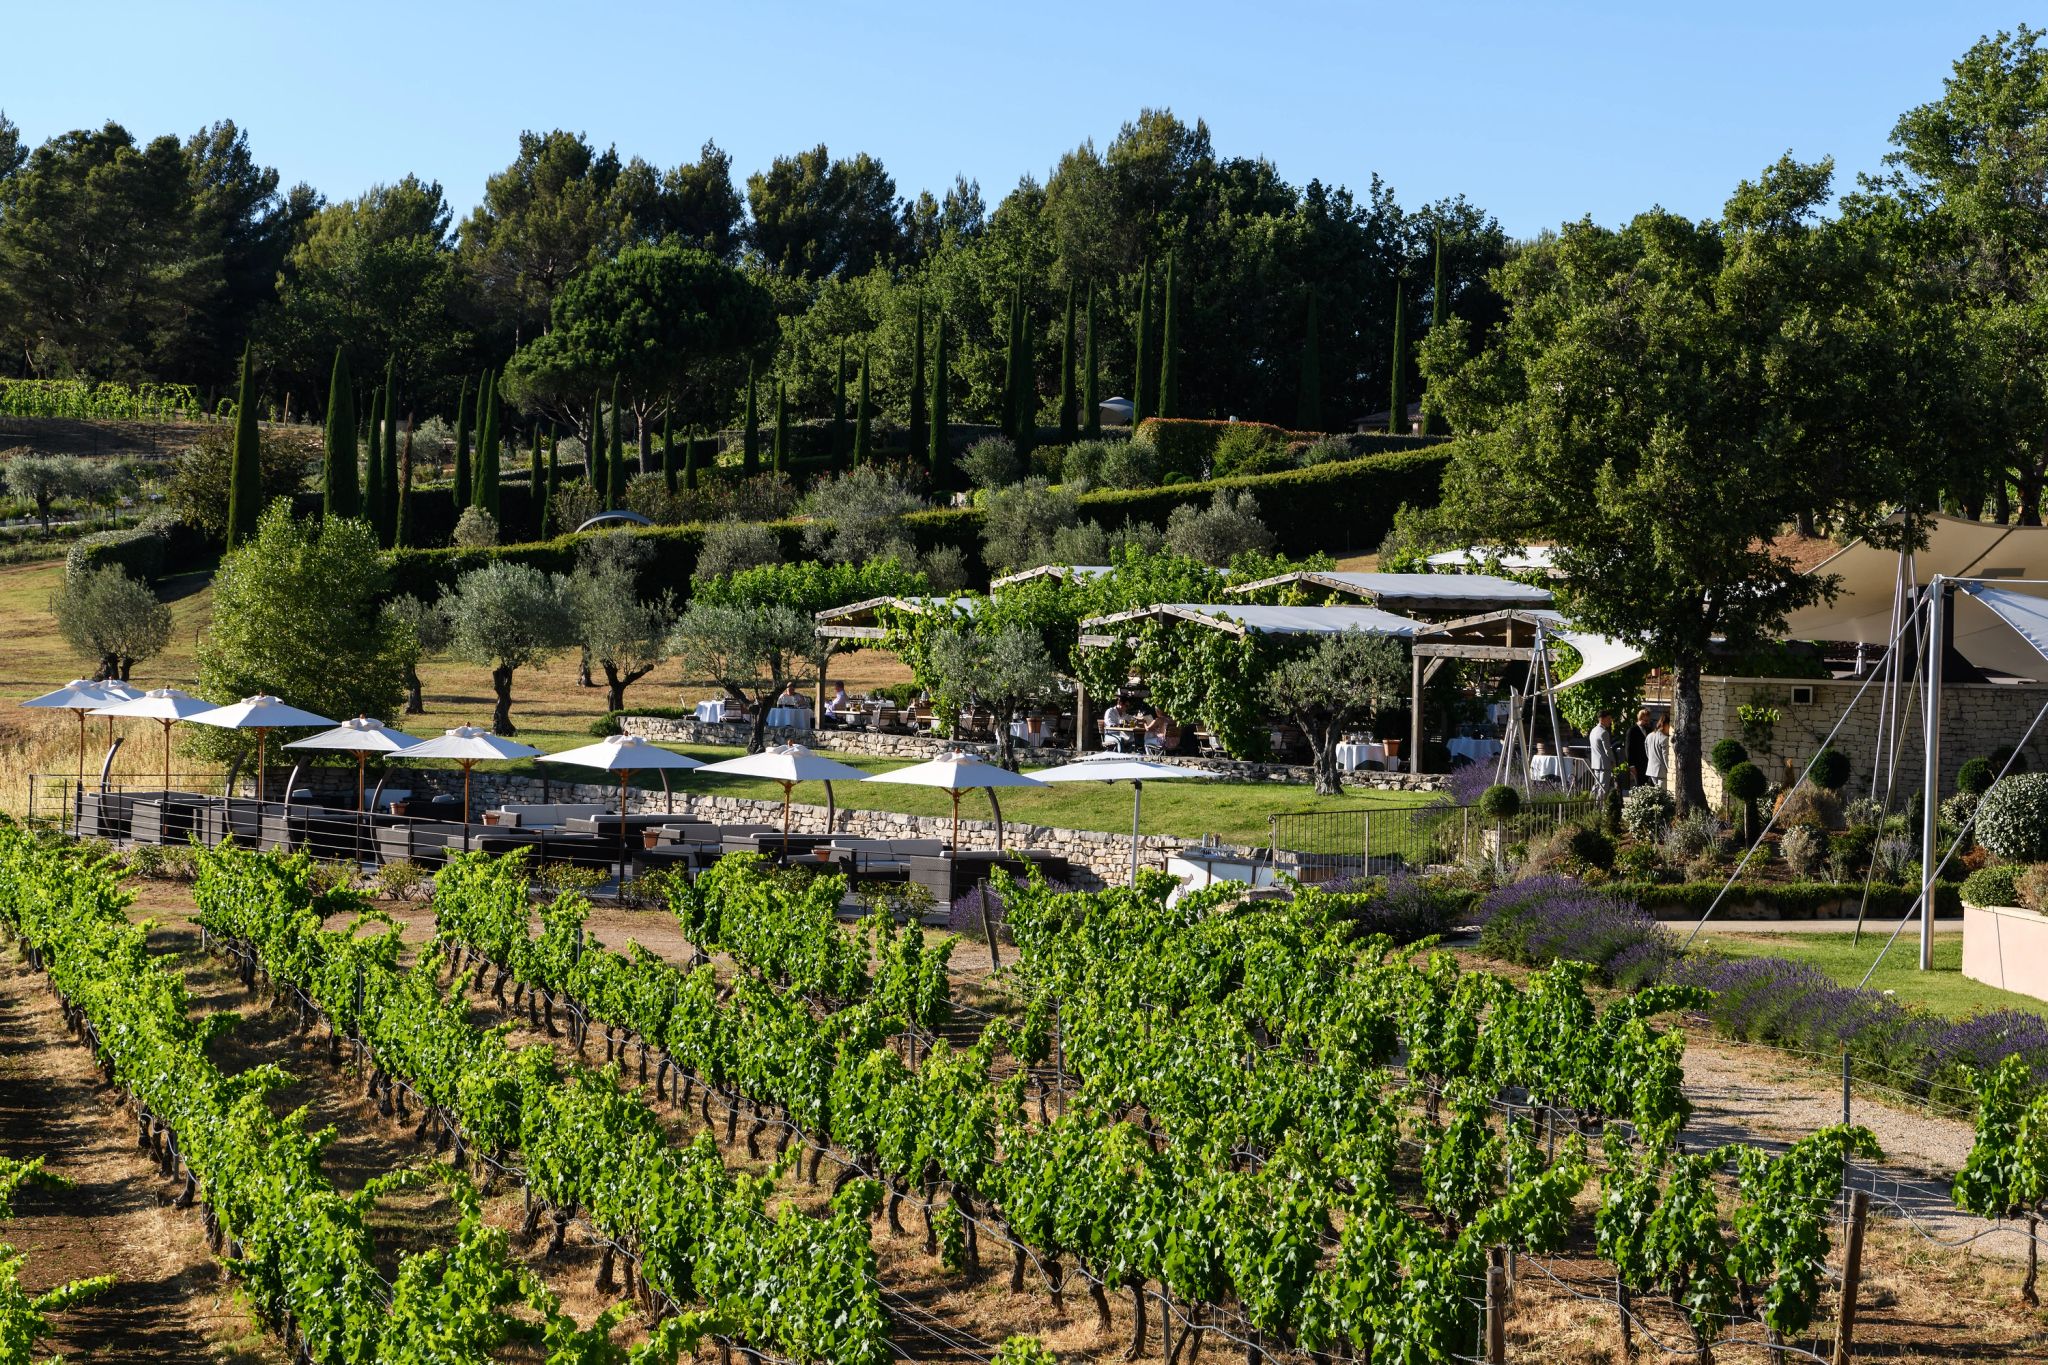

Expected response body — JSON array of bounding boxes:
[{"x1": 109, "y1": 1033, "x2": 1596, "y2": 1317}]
[
  {"x1": 1080, "y1": 602, "x2": 1424, "y2": 639},
  {"x1": 1223, "y1": 570, "x2": 1554, "y2": 614},
  {"x1": 1956, "y1": 584, "x2": 2048, "y2": 668},
  {"x1": 1779, "y1": 514, "x2": 2048, "y2": 678},
  {"x1": 1407, "y1": 609, "x2": 1645, "y2": 690}
]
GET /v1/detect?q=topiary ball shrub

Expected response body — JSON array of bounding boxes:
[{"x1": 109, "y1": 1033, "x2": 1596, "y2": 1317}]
[
  {"x1": 1621, "y1": 785, "x2": 1676, "y2": 841},
  {"x1": 1476, "y1": 784, "x2": 1522, "y2": 821},
  {"x1": 1710, "y1": 738, "x2": 1749, "y2": 774},
  {"x1": 1565, "y1": 825, "x2": 1617, "y2": 871},
  {"x1": 1974, "y1": 773, "x2": 2048, "y2": 862},
  {"x1": 1724, "y1": 761, "x2": 1768, "y2": 803},
  {"x1": 1809, "y1": 747, "x2": 1851, "y2": 792},
  {"x1": 1957, "y1": 757, "x2": 1997, "y2": 796},
  {"x1": 1960, "y1": 862, "x2": 2023, "y2": 909}
]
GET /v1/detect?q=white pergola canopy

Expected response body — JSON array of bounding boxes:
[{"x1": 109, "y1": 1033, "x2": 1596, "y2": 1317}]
[
  {"x1": 1224, "y1": 570, "x2": 1553, "y2": 615},
  {"x1": 1080, "y1": 602, "x2": 1424, "y2": 642},
  {"x1": 990, "y1": 564, "x2": 1112, "y2": 588},
  {"x1": 815, "y1": 594, "x2": 978, "y2": 641}
]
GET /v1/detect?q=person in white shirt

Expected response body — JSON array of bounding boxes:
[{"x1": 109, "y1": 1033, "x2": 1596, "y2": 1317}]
[
  {"x1": 1588, "y1": 712, "x2": 1617, "y2": 798},
  {"x1": 822, "y1": 682, "x2": 851, "y2": 727},
  {"x1": 1645, "y1": 714, "x2": 1671, "y2": 787},
  {"x1": 1101, "y1": 698, "x2": 1129, "y2": 751}
]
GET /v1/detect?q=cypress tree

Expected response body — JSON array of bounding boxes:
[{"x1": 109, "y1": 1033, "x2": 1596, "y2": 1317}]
[
  {"x1": 928, "y1": 315, "x2": 948, "y2": 484},
  {"x1": 543, "y1": 429, "x2": 559, "y2": 534},
  {"x1": 908, "y1": 297, "x2": 927, "y2": 457},
  {"x1": 1058, "y1": 281, "x2": 1077, "y2": 443},
  {"x1": 1388, "y1": 277, "x2": 1407, "y2": 436},
  {"x1": 361, "y1": 386, "x2": 384, "y2": 545},
  {"x1": 1000, "y1": 282, "x2": 1022, "y2": 440},
  {"x1": 1082, "y1": 283, "x2": 1101, "y2": 439},
  {"x1": 683, "y1": 433, "x2": 700, "y2": 490},
  {"x1": 474, "y1": 371, "x2": 501, "y2": 519},
  {"x1": 1157, "y1": 252, "x2": 1179, "y2": 420},
  {"x1": 452, "y1": 375, "x2": 472, "y2": 510},
  {"x1": 530, "y1": 424, "x2": 545, "y2": 537},
  {"x1": 394, "y1": 424, "x2": 414, "y2": 548},
  {"x1": 661, "y1": 413, "x2": 676, "y2": 493},
  {"x1": 381, "y1": 355, "x2": 399, "y2": 535},
  {"x1": 772, "y1": 380, "x2": 789, "y2": 473},
  {"x1": 854, "y1": 345, "x2": 873, "y2": 463},
  {"x1": 586, "y1": 386, "x2": 605, "y2": 492},
  {"x1": 1014, "y1": 305, "x2": 1035, "y2": 460},
  {"x1": 607, "y1": 375, "x2": 625, "y2": 506},
  {"x1": 1132, "y1": 262, "x2": 1152, "y2": 430},
  {"x1": 225, "y1": 343, "x2": 262, "y2": 549},
  {"x1": 321, "y1": 346, "x2": 358, "y2": 519},
  {"x1": 1297, "y1": 291, "x2": 1323, "y2": 431},
  {"x1": 742, "y1": 362, "x2": 760, "y2": 476},
  {"x1": 1421, "y1": 233, "x2": 1445, "y2": 436},
  {"x1": 832, "y1": 341, "x2": 848, "y2": 462}
]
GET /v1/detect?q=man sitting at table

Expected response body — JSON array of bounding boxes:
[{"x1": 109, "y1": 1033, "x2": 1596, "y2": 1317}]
[
  {"x1": 822, "y1": 682, "x2": 852, "y2": 727},
  {"x1": 1101, "y1": 696, "x2": 1129, "y2": 750}
]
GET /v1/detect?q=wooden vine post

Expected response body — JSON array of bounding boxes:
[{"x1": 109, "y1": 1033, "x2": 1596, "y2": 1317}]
[
  {"x1": 1832, "y1": 1189, "x2": 1870, "y2": 1365},
  {"x1": 1487, "y1": 1244, "x2": 1509, "y2": 1363}
]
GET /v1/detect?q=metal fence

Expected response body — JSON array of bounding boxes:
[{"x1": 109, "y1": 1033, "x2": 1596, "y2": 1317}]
[{"x1": 1269, "y1": 796, "x2": 1601, "y2": 882}]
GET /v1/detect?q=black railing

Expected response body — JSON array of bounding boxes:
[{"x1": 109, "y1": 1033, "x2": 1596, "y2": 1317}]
[{"x1": 1269, "y1": 796, "x2": 1601, "y2": 881}]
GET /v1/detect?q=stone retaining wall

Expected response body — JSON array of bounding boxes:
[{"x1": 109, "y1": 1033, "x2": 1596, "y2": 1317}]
[
  {"x1": 614, "y1": 715, "x2": 1448, "y2": 792},
  {"x1": 413, "y1": 769, "x2": 1266, "y2": 891}
]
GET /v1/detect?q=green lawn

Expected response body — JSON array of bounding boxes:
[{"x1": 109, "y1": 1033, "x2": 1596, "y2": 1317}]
[{"x1": 1700, "y1": 931, "x2": 2048, "y2": 1020}]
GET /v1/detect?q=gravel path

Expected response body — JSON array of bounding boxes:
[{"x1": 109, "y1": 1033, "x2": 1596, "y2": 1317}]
[{"x1": 1679, "y1": 1031, "x2": 2039, "y2": 1261}]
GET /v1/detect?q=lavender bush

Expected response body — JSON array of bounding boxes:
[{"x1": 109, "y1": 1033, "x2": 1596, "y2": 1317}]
[
  {"x1": 1476, "y1": 875, "x2": 1676, "y2": 988},
  {"x1": 1302, "y1": 869, "x2": 1472, "y2": 945}
]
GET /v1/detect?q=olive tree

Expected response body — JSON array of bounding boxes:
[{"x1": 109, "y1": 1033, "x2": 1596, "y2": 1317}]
[
  {"x1": 440, "y1": 561, "x2": 575, "y2": 734},
  {"x1": 669, "y1": 600, "x2": 814, "y2": 753},
  {"x1": 569, "y1": 532, "x2": 677, "y2": 711},
  {"x1": 1165, "y1": 489, "x2": 1275, "y2": 566},
  {"x1": 1265, "y1": 629, "x2": 1409, "y2": 796},
  {"x1": 926, "y1": 623, "x2": 1060, "y2": 771},
  {"x1": 48, "y1": 565, "x2": 170, "y2": 681},
  {"x1": 382, "y1": 594, "x2": 451, "y2": 714},
  {"x1": 4, "y1": 453, "x2": 86, "y2": 530}
]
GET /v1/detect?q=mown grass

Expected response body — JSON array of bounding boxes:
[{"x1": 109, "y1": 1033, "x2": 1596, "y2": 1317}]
[{"x1": 1702, "y1": 930, "x2": 2047, "y2": 1020}]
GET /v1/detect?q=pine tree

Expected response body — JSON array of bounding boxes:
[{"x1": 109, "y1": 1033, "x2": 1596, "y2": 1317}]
[
  {"x1": 225, "y1": 343, "x2": 262, "y2": 549},
  {"x1": 394, "y1": 424, "x2": 414, "y2": 548},
  {"x1": 1157, "y1": 252, "x2": 1179, "y2": 420},
  {"x1": 742, "y1": 361, "x2": 760, "y2": 476},
  {"x1": 1058, "y1": 281, "x2": 1077, "y2": 443},
  {"x1": 587, "y1": 386, "x2": 607, "y2": 493},
  {"x1": 361, "y1": 385, "x2": 384, "y2": 545},
  {"x1": 607, "y1": 374, "x2": 625, "y2": 506},
  {"x1": 529, "y1": 424, "x2": 545, "y2": 537},
  {"x1": 773, "y1": 379, "x2": 789, "y2": 473},
  {"x1": 661, "y1": 412, "x2": 677, "y2": 493},
  {"x1": 452, "y1": 375, "x2": 472, "y2": 511},
  {"x1": 1083, "y1": 282, "x2": 1101, "y2": 439},
  {"x1": 928, "y1": 314, "x2": 948, "y2": 484},
  {"x1": 1297, "y1": 291, "x2": 1323, "y2": 431},
  {"x1": 321, "y1": 346, "x2": 358, "y2": 519},
  {"x1": 908, "y1": 297, "x2": 928, "y2": 456},
  {"x1": 1132, "y1": 262, "x2": 1152, "y2": 430},
  {"x1": 474, "y1": 371, "x2": 502, "y2": 519},
  {"x1": 833, "y1": 342, "x2": 849, "y2": 463},
  {"x1": 381, "y1": 355, "x2": 399, "y2": 535},
  {"x1": 1388, "y1": 276, "x2": 1407, "y2": 436},
  {"x1": 1421, "y1": 233, "x2": 1445, "y2": 437},
  {"x1": 854, "y1": 345, "x2": 873, "y2": 463}
]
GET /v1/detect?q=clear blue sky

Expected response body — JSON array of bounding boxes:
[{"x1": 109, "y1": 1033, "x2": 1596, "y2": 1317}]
[{"x1": 2, "y1": 2, "x2": 2022, "y2": 237}]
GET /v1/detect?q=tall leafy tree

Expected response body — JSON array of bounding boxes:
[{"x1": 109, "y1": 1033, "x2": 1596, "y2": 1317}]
[
  {"x1": 322, "y1": 346, "x2": 359, "y2": 518},
  {"x1": 226, "y1": 344, "x2": 262, "y2": 548},
  {"x1": 1059, "y1": 281, "x2": 1078, "y2": 442},
  {"x1": 744, "y1": 144, "x2": 904, "y2": 277},
  {"x1": 1082, "y1": 283, "x2": 1101, "y2": 438},
  {"x1": 1157, "y1": 251, "x2": 1179, "y2": 419},
  {"x1": 473, "y1": 370, "x2": 501, "y2": 519},
  {"x1": 1297, "y1": 292, "x2": 1323, "y2": 430}
]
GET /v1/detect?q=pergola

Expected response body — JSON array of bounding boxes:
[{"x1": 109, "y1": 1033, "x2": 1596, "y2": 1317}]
[
  {"x1": 989, "y1": 563, "x2": 1112, "y2": 589},
  {"x1": 1224, "y1": 569, "x2": 1554, "y2": 617},
  {"x1": 812, "y1": 594, "x2": 975, "y2": 643}
]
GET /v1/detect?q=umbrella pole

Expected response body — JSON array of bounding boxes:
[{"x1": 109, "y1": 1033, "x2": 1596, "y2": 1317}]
[
  {"x1": 75, "y1": 710, "x2": 84, "y2": 795},
  {"x1": 257, "y1": 729, "x2": 267, "y2": 805},
  {"x1": 463, "y1": 762, "x2": 474, "y2": 851},
  {"x1": 950, "y1": 789, "x2": 960, "y2": 851},
  {"x1": 1130, "y1": 780, "x2": 1143, "y2": 888},
  {"x1": 782, "y1": 780, "x2": 792, "y2": 857},
  {"x1": 620, "y1": 770, "x2": 630, "y2": 889},
  {"x1": 357, "y1": 752, "x2": 366, "y2": 812},
  {"x1": 161, "y1": 719, "x2": 171, "y2": 797}
]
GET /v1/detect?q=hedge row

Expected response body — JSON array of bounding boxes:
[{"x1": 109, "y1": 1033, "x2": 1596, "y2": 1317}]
[
  {"x1": 1135, "y1": 417, "x2": 1445, "y2": 477},
  {"x1": 1608, "y1": 879, "x2": 1964, "y2": 920},
  {"x1": 65, "y1": 522, "x2": 209, "y2": 582},
  {"x1": 378, "y1": 446, "x2": 1451, "y2": 601}
]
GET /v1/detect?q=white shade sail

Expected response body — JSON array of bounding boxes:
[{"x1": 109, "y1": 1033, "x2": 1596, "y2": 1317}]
[
  {"x1": 283, "y1": 717, "x2": 423, "y2": 754},
  {"x1": 1028, "y1": 755, "x2": 1218, "y2": 784},
  {"x1": 1956, "y1": 584, "x2": 2048, "y2": 667},
  {"x1": 404, "y1": 725, "x2": 545, "y2": 763},
  {"x1": 695, "y1": 743, "x2": 868, "y2": 783},
  {"x1": 1553, "y1": 629, "x2": 1647, "y2": 690},
  {"x1": 1082, "y1": 602, "x2": 1422, "y2": 638},
  {"x1": 1223, "y1": 570, "x2": 1554, "y2": 613},
  {"x1": 863, "y1": 752, "x2": 1047, "y2": 791},
  {"x1": 188, "y1": 695, "x2": 335, "y2": 731},
  {"x1": 540, "y1": 734, "x2": 707, "y2": 773},
  {"x1": 21, "y1": 680, "x2": 118, "y2": 711},
  {"x1": 91, "y1": 688, "x2": 217, "y2": 720}
]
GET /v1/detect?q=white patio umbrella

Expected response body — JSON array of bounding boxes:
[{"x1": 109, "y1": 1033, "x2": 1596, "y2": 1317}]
[
  {"x1": 283, "y1": 716, "x2": 423, "y2": 810},
  {"x1": 91, "y1": 688, "x2": 218, "y2": 795},
  {"x1": 862, "y1": 750, "x2": 1045, "y2": 850},
  {"x1": 22, "y1": 680, "x2": 118, "y2": 789},
  {"x1": 403, "y1": 725, "x2": 545, "y2": 827},
  {"x1": 539, "y1": 735, "x2": 706, "y2": 875},
  {"x1": 187, "y1": 696, "x2": 336, "y2": 803},
  {"x1": 695, "y1": 742, "x2": 870, "y2": 852},
  {"x1": 1029, "y1": 753, "x2": 1218, "y2": 887}
]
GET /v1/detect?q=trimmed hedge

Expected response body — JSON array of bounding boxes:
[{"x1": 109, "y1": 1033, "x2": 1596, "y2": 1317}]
[
  {"x1": 1076, "y1": 447, "x2": 1452, "y2": 556},
  {"x1": 1135, "y1": 417, "x2": 1445, "y2": 479},
  {"x1": 66, "y1": 525, "x2": 167, "y2": 581},
  {"x1": 1608, "y1": 879, "x2": 1964, "y2": 920}
]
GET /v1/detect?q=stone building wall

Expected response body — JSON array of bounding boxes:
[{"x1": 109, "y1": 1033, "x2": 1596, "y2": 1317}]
[{"x1": 1693, "y1": 674, "x2": 2048, "y2": 806}]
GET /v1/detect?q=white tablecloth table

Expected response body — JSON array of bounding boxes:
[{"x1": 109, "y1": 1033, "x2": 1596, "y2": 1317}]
[
  {"x1": 1448, "y1": 736, "x2": 1503, "y2": 764},
  {"x1": 693, "y1": 700, "x2": 725, "y2": 724},
  {"x1": 766, "y1": 705, "x2": 811, "y2": 731},
  {"x1": 1529, "y1": 754, "x2": 1566, "y2": 783},
  {"x1": 1336, "y1": 742, "x2": 1401, "y2": 773}
]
